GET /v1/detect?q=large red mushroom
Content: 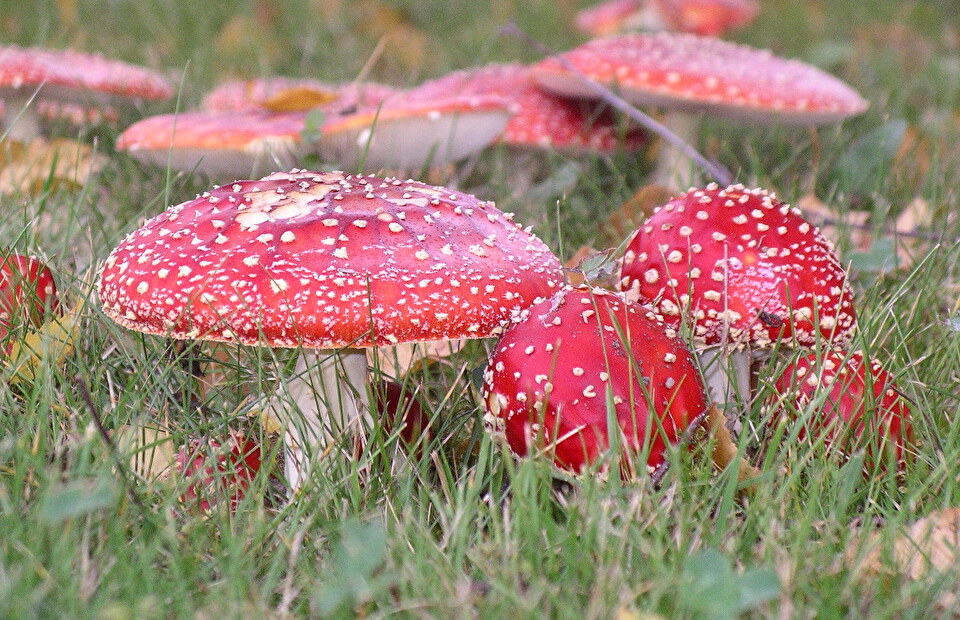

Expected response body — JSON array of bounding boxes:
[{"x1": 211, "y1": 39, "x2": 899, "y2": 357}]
[
  {"x1": 618, "y1": 184, "x2": 856, "y2": 422},
  {"x1": 98, "y1": 169, "x2": 563, "y2": 490},
  {"x1": 483, "y1": 285, "x2": 707, "y2": 476}
]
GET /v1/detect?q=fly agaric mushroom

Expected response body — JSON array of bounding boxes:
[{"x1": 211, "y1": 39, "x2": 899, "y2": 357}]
[
  {"x1": 575, "y1": 0, "x2": 758, "y2": 38},
  {"x1": 1, "y1": 253, "x2": 59, "y2": 354},
  {"x1": 115, "y1": 109, "x2": 311, "y2": 179},
  {"x1": 200, "y1": 77, "x2": 396, "y2": 114},
  {"x1": 531, "y1": 32, "x2": 868, "y2": 187},
  {"x1": 97, "y1": 169, "x2": 563, "y2": 490},
  {"x1": 413, "y1": 64, "x2": 647, "y2": 154},
  {"x1": 483, "y1": 285, "x2": 707, "y2": 476},
  {"x1": 0, "y1": 44, "x2": 172, "y2": 141},
  {"x1": 765, "y1": 350, "x2": 914, "y2": 471},
  {"x1": 618, "y1": 184, "x2": 856, "y2": 422},
  {"x1": 174, "y1": 431, "x2": 262, "y2": 513},
  {"x1": 318, "y1": 74, "x2": 513, "y2": 172}
]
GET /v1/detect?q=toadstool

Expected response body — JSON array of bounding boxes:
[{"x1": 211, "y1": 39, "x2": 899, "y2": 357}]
[
  {"x1": 97, "y1": 169, "x2": 563, "y2": 490},
  {"x1": 618, "y1": 184, "x2": 856, "y2": 423},
  {"x1": 765, "y1": 350, "x2": 914, "y2": 472},
  {"x1": 0, "y1": 252, "x2": 59, "y2": 353},
  {"x1": 0, "y1": 44, "x2": 172, "y2": 141},
  {"x1": 483, "y1": 285, "x2": 707, "y2": 476}
]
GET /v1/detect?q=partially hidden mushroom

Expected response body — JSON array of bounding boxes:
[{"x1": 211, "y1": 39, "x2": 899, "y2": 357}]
[
  {"x1": 618, "y1": 184, "x2": 856, "y2": 427},
  {"x1": 575, "y1": 0, "x2": 758, "y2": 38},
  {"x1": 764, "y1": 350, "x2": 914, "y2": 472},
  {"x1": 0, "y1": 252, "x2": 59, "y2": 353},
  {"x1": 483, "y1": 285, "x2": 707, "y2": 477},
  {"x1": 97, "y1": 169, "x2": 563, "y2": 491},
  {"x1": 531, "y1": 32, "x2": 867, "y2": 188},
  {"x1": 0, "y1": 44, "x2": 172, "y2": 141}
]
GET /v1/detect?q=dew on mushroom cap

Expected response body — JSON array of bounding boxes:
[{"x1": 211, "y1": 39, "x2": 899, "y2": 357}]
[
  {"x1": 618, "y1": 183, "x2": 856, "y2": 349},
  {"x1": 97, "y1": 168, "x2": 564, "y2": 350}
]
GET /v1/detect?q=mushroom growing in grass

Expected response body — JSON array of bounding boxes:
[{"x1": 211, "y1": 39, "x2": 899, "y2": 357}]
[
  {"x1": 531, "y1": 32, "x2": 868, "y2": 188},
  {"x1": 318, "y1": 73, "x2": 513, "y2": 172},
  {"x1": 97, "y1": 169, "x2": 563, "y2": 491},
  {"x1": 0, "y1": 252, "x2": 60, "y2": 353},
  {"x1": 618, "y1": 184, "x2": 856, "y2": 428},
  {"x1": 483, "y1": 285, "x2": 707, "y2": 477},
  {"x1": 764, "y1": 350, "x2": 914, "y2": 472},
  {"x1": 575, "y1": 0, "x2": 759, "y2": 38},
  {"x1": 200, "y1": 77, "x2": 396, "y2": 114},
  {"x1": 115, "y1": 109, "x2": 312, "y2": 180},
  {"x1": 0, "y1": 44, "x2": 172, "y2": 141}
]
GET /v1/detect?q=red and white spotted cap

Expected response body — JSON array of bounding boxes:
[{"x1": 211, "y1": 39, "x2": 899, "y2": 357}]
[
  {"x1": 412, "y1": 63, "x2": 647, "y2": 154},
  {"x1": 0, "y1": 44, "x2": 172, "y2": 106},
  {"x1": 531, "y1": 32, "x2": 868, "y2": 125},
  {"x1": 115, "y1": 109, "x2": 310, "y2": 178},
  {"x1": 482, "y1": 285, "x2": 707, "y2": 475},
  {"x1": 97, "y1": 169, "x2": 563, "y2": 348},
  {"x1": 618, "y1": 184, "x2": 856, "y2": 348},
  {"x1": 767, "y1": 350, "x2": 914, "y2": 469},
  {"x1": 200, "y1": 77, "x2": 396, "y2": 113},
  {"x1": 648, "y1": 0, "x2": 759, "y2": 36},
  {"x1": 318, "y1": 75, "x2": 512, "y2": 170}
]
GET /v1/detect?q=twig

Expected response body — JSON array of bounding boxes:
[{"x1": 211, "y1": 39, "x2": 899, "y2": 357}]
[{"x1": 501, "y1": 21, "x2": 733, "y2": 186}]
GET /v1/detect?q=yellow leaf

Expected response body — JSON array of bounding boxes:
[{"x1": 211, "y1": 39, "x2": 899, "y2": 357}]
[
  {"x1": 5, "y1": 303, "x2": 80, "y2": 383},
  {"x1": 260, "y1": 86, "x2": 339, "y2": 113},
  {"x1": 112, "y1": 425, "x2": 175, "y2": 481},
  {"x1": 370, "y1": 339, "x2": 465, "y2": 379},
  {"x1": 0, "y1": 137, "x2": 106, "y2": 196}
]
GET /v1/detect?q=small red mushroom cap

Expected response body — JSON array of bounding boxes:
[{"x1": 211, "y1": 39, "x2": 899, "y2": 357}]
[
  {"x1": 766, "y1": 351, "x2": 914, "y2": 470},
  {"x1": 531, "y1": 33, "x2": 868, "y2": 125},
  {"x1": 115, "y1": 110, "x2": 309, "y2": 178},
  {"x1": 649, "y1": 0, "x2": 759, "y2": 36},
  {"x1": 0, "y1": 44, "x2": 172, "y2": 105},
  {"x1": 174, "y1": 432, "x2": 261, "y2": 513},
  {"x1": 97, "y1": 169, "x2": 563, "y2": 349},
  {"x1": 618, "y1": 184, "x2": 856, "y2": 348},
  {"x1": 0, "y1": 253, "x2": 59, "y2": 352},
  {"x1": 482, "y1": 286, "x2": 707, "y2": 475},
  {"x1": 200, "y1": 77, "x2": 396, "y2": 113}
]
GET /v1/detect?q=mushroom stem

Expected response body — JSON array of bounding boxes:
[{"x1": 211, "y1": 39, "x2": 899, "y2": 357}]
[
  {"x1": 272, "y1": 347, "x2": 373, "y2": 491},
  {"x1": 649, "y1": 110, "x2": 704, "y2": 191},
  {"x1": 697, "y1": 345, "x2": 750, "y2": 434},
  {"x1": 1, "y1": 94, "x2": 42, "y2": 141}
]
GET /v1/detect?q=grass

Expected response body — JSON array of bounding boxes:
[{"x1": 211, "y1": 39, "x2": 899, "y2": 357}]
[{"x1": 2, "y1": 0, "x2": 960, "y2": 617}]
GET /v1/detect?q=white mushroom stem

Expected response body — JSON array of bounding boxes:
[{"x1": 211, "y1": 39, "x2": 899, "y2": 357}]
[
  {"x1": 697, "y1": 345, "x2": 751, "y2": 434},
  {"x1": 649, "y1": 111, "x2": 704, "y2": 191},
  {"x1": 1, "y1": 94, "x2": 42, "y2": 141},
  {"x1": 270, "y1": 347, "x2": 373, "y2": 491}
]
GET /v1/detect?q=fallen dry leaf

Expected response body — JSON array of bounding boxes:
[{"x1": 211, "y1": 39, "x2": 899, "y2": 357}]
[
  {"x1": 795, "y1": 192, "x2": 871, "y2": 251},
  {"x1": 370, "y1": 339, "x2": 465, "y2": 379},
  {"x1": 703, "y1": 404, "x2": 761, "y2": 487},
  {"x1": 562, "y1": 245, "x2": 621, "y2": 289},
  {"x1": 260, "y1": 86, "x2": 339, "y2": 113},
  {"x1": 112, "y1": 424, "x2": 176, "y2": 481},
  {"x1": 893, "y1": 196, "x2": 932, "y2": 267},
  {"x1": 4, "y1": 302, "x2": 81, "y2": 384},
  {"x1": 0, "y1": 137, "x2": 107, "y2": 196},
  {"x1": 854, "y1": 508, "x2": 960, "y2": 581},
  {"x1": 598, "y1": 183, "x2": 675, "y2": 249}
]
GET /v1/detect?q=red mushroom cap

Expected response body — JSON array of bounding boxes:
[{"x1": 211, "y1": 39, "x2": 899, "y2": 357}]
[
  {"x1": 97, "y1": 169, "x2": 563, "y2": 348},
  {"x1": 115, "y1": 110, "x2": 310, "y2": 178},
  {"x1": 766, "y1": 350, "x2": 914, "y2": 469},
  {"x1": 575, "y1": 0, "x2": 644, "y2": 37},
  {"x1": 618, "y1": 184, "x2": 856, "y2": 348},
  {"x1": 200, "y1": 77, "x2": 396, "y2": 113},
  {"x1": 0, "y1": 44, "x2": 172, "y2": 105},
  {"x1": 649, "y1": 0, "x2": 759, "y2": 36},
  {"x1": 415, "y1": 64, "x2": 647, "y2": 154},
  {"x1": 482, "y1": 286, "x2": 707, "y2": 475},
  {"x1": 531, "y1": 32, "x2": 868, "y2": 125},
  {"x1": 0, "y1": 253, "x2": 59, "y2": 352},
  {"x1": 318, "y1": 76, "x2": 512, "y2": 170},
  {"x1": 174, "y1": 431, "x2": 261, "y2": 513}
]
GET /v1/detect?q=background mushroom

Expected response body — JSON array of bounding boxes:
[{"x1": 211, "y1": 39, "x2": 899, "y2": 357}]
[
  {"x1": 0, "y1": 44, "x2": 172, "y2": 141},
  {"x1": 97, "y1": 169, "x2": 564, "y2": 490}
]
